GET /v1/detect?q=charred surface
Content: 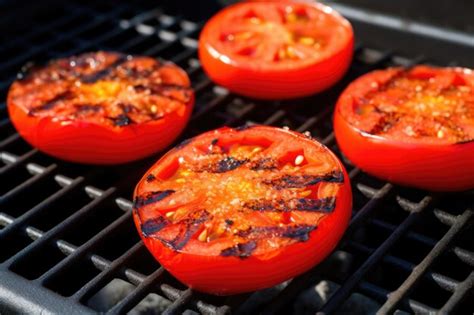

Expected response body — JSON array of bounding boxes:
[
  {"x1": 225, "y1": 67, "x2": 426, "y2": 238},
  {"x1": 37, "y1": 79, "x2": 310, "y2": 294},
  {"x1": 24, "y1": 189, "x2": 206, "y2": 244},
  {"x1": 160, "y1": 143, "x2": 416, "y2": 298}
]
[
  {"x1": 220, "y1": 241, "x2": 257, "y2": 258},
  {"x1": 249, "y1": 158, "x2": 278, "y2": 171},
  {"x1": 141, "y1": 217, "x2": 168, "y2": 236},
  {"x1": 264, "y1": 171, "x2": 344, "y2": 189},
  {"x1": 134, "y1": 190, "x2": 175, "y2": 208},
  {"x1": 244, "y1": 197, "x2": 336, "y2": 213},
  {"x1": 237, "y1": 225, "x2": 317, "y2": 242}
]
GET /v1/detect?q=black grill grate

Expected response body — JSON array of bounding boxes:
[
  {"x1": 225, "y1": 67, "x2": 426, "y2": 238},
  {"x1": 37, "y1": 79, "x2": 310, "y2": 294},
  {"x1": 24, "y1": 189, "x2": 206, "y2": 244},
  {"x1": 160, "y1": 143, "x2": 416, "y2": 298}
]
[{"x1": 1, "y1": 1, "x2": 473, "y2": 314}]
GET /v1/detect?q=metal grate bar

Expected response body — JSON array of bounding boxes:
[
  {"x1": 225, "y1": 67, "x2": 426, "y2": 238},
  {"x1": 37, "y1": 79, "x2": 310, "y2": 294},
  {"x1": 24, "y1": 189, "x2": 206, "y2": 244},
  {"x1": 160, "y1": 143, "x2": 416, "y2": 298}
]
[
  {"x1": 317, "y1": 197, "x2": 433, "y2": 314},
  {"x1": 38, "y1": 210, "x2": 130, "y2": 284},
  {"x1": 438, "y1": 272, "x2": 474, "y2": 314},
  {"x1": 377, "y1": 209, "x2": 474, "y2": 314},
  {"x1": 72, "y1": 241, "x2": 144, "y2": 302},
  {"x1": 106, "y1": 267, "x2": 166, "y2": 314},
  {"x1": 162, "y1": 288, "x2": 194, "y2": 315}
]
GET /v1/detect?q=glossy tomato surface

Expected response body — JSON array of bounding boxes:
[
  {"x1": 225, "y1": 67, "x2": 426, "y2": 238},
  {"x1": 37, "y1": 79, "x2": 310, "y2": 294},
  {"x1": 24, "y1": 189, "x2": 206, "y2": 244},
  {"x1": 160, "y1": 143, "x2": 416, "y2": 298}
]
[
  {"x1": 199, "y1": 1, "x2": 353, "y2": 100},
  {"x1": 7, "y1": 51, "x2": 194, "y2": 164},
  {"x1": 334, "y1": 66, "x2": 474, "y2": 191},
  {"x1": 133, "y1": 126, "x2": 352, "y2": 294}
]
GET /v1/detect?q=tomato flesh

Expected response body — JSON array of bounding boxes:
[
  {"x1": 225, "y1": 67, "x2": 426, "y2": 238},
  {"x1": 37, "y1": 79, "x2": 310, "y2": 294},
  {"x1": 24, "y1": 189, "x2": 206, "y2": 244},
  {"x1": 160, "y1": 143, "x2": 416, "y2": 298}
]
[
  {"x1": 7, "y1": 51, "x2": 194, "y2": 164},
  {"x1": 133, "y1": 126, "x2": 352, "y2": 294},
  {"x1": 334, "y1": 66, "x2": 474, "y2": 191},
  {"x1": 199, "y1": 1, "x2": 354, "y2": 99}
]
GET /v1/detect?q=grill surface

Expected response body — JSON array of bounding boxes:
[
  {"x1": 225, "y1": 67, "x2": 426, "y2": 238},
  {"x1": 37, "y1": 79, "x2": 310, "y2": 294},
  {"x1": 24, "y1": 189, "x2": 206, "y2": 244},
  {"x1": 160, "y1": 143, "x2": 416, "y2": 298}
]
[{"x1": 0, "y1": 1, "x2": 473, "y2": 314}]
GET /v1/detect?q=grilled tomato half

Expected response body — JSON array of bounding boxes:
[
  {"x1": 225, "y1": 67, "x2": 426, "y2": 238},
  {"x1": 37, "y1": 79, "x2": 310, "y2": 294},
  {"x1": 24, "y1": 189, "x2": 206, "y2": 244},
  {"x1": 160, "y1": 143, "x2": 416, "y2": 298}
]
[
  {"x1": 334, "y1": 66, "x2": 474, "y2": 191},
  {"x1": 198, "y1": 1, "x2": 353, "y2": 100},
  {"x1": 133, "y1": 125, "x2": 352, "y2": 294},
  {"x1": 7, "y1": 51, "x2": 194, "y2": 164}
]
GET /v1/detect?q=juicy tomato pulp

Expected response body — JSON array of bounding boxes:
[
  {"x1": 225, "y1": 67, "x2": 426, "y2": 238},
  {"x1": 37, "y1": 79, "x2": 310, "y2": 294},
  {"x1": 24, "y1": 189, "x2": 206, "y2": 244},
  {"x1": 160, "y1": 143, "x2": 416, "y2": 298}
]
[
  {"x1": 199, "y1": 1, "x2": 353, "y2": 99},
  {"x1": 334, "y1": 66, "x2": 474, "y2": 191},
  {"x1": 7, "y1": 51, "x2": 194, "y2": 164},
  {"x1": 133, "y1": 126, "x2": 352, "y2": 294}
]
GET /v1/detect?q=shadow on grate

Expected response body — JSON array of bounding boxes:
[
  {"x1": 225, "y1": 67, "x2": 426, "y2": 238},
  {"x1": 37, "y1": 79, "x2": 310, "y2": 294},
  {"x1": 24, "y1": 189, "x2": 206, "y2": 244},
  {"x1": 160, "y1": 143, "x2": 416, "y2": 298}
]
[{"x1": 0, "y1": 0, "x2": 473, "y2": 314}]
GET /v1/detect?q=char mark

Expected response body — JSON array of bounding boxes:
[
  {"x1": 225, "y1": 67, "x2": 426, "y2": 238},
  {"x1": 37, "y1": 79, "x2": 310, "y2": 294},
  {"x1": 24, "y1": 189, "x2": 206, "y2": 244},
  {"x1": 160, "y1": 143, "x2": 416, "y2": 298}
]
[
  {"x1": 148, "y1": 83, "x2": 193, "y2": 103},
  {"x1": 245, "y1": 197, "x2": 336, "y2": 213},
  {"x1": 160, "y1": 210, "x2": 211, "y2": 250},
  {"x1": 368, "y1": 111, "x2": 400, "y2": 135},
  {"x1": 198, "y1": 157, "x2": 248, "y2": 173},
  {"x1": 75, "y1": 104, "x2": 102, "y2": 112},
  {"x1": 249, "y1": 158, "x2": 278, "y2": 171},
  {"x1": 237, "y1": 224, "x2": 316, "y2": 242},
  {"x1": 133, "y1": 190, "x2": 175, "y2": 208},
  {"x1": 211, "y1": 138, "x2": 219, "y2": 146},
  {"x1": 28, "y1": 91, "x2": 72, "y2": 115},
  {"x1": 225, "y1": 219, "x2": 234, "y2": 226},
  {"x1": 110, "y1": 114, "x2": 133, "y2": 127},
  {"x1": 264, "y1": 171, "x2": 344, "y2": 189},
  {"x1": 80, "y1": 54, "x2": 128, "y2": 83},
  {"x1": 146, "y1": 174, "x2": 156, "y2": 182},
  {"x1": 141, "y1": 216, "x2": 168, "y2": 237},
  {"x1": 220, "y1": 241, "x2": 257, "y2": 259}
]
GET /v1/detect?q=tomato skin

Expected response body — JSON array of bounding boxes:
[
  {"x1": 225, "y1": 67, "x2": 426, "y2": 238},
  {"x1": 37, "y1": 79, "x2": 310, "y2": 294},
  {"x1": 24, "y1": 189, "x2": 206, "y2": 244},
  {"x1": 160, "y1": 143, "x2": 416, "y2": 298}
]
[
  {"x1": 133, "y1": 126, "x2": 352, "y2": 295},
  {"x1": 334, "y1": 68, "x2": 474, "y2": 191},
  {"x1": 7, "y1": 98, "x2": 193, "y2": 164},
  {"x1": 7, "y1": 53, "x2": 194, "y2": 165},
  {"x1": 198, "y1": 1, "x2": 354, "y2": 100}
]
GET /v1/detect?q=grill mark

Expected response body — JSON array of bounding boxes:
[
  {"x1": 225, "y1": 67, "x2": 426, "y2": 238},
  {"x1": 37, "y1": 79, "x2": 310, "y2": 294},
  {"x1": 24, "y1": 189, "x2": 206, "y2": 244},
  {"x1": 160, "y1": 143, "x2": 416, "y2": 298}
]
[
  {"x1": 244, "y1": 197, "x2": 336, "y2": 213},
  {"x1": 249, "y1": 158, "x2": 278, "y2": 171},
  {"x1": 28, "y1": 91, "x2": 72, "y2": 115},
  {"x1": 133, "y1": 190, "x2": 175, "y2": 208},
  {"x1": 75, "y1": 104, "x2": 102, "y2": 112},
  {"x1": 141, "y1": 217, "x2": 168, "y2": 237},
  {"x1": 197, "y1": 157, "x2": 249, "y2": 173},
  {"x1": 146, "y1": 174, "x2": 156, "y2": 182},
  {"x1": 264, "y1": 171, "x2": 344, "y2": 189},
  {"x1": 368, "y1": 111, "x2": 400, "y2": 135},
  {"x1": 110, "y1": 114, "x2": 133, "y2": 127},
  {"x1": 237, "y1": 225, "x2": 316, "y2": 242},
  {"x1": 225, "y1": 219, "x2": 234, "y2": 226},
  {"x1": 80, "y1": 54, "x2": 128, "y2": 83},
  {"x1": 161, "y1": 210, "x2": 211, "y2": 250},
  {"x1": 147, "y1": 83, "x2": 193, "y2": 103},
  {"x1": 220, "y1": 241, "x2": 257, "y2": 259},
  {"x1": 211, "y1": 138, "x2": 219, "y2": 146}
]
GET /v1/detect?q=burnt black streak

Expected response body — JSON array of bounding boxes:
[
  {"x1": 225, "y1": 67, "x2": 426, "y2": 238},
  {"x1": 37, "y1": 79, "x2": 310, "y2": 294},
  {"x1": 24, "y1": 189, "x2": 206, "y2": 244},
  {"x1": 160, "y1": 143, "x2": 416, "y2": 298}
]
[
  {"x1": 80, "y1": 54, "x2": 128, "y2": 83},
  {"x1": 216, "y1": 157, "x2": 248, "y2": 173},
  {"x1": 118, "y1": 103, "x2": 137, "y2": 114},
  {"x1": 110, "y1": 114, "x2": 133, "y2": 127},
  {"x1": 28, "y1": 91, "x2": 72, "y2": 115},
  {"x1": 211, "y1": 138, "x2": 219, "y2": 146},
  {"x1": 133, "y1": 190, "x2": 175, "y2": 208},
  {"x1": 162, "y1": 210, "x2": 211, "y2": 250},
  {"x1": 225, "y1": 219, "x2": 234, "y2": 226},
  {"x1": 237, "y1": 225, "x2": 317, "y2": 242},
  {"x1": 264, "y1": 171, "x2": 344, "y2": 189},
  {"x1": 141, "y1": 216, "x2": 168, "y2": 237},
  {"x1": 148, "y1": 84, "x2": 193, "y2": 103},
  {"x1": 220, "y1": 241, "x2": 257, "y2": 259},
  {"x1": 146, "y1": 174, "x2": 156, "y2": 182},
  {"x1": 245, "y1": 197, "x2": 336, "y2": 213},
  {"x1": 249, "y1": 158, "x2": 278, "y2": 171},
  {"x1": 75, "y1": 104, "x2": 102, "y2": 112}
]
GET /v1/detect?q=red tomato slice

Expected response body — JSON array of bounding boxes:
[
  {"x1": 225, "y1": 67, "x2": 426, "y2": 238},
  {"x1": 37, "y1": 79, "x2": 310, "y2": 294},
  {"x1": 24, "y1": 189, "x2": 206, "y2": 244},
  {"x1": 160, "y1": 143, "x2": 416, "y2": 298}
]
[
  {"x1": 198, "y1": 1, "x2": 354, "y2": 100},
  {"x1": 7, "y1": 51, "x2": 194, "y2": 164},
  {"x1": 133, "y1": 126, "x2": 352, "y2": 294},
  {"x1": 334, "y1": 65, "x2": 474, "y2": 191}
]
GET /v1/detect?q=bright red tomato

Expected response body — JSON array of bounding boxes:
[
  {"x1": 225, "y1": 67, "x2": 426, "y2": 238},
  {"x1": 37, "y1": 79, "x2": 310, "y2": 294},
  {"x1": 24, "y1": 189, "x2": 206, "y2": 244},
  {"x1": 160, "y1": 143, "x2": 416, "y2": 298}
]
[
  {"x1": 133, "y1": 126, "x2": 352, "y2": 294},
  {"x1": 7, "y1": 51, "x2": 194, "y2": 164},
  {"x1": 334, "y1": 66, "x2": 474, "y2": 191},
  {"x1": 198, "y1": 1, "x2": 353, "y2": 100}
]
